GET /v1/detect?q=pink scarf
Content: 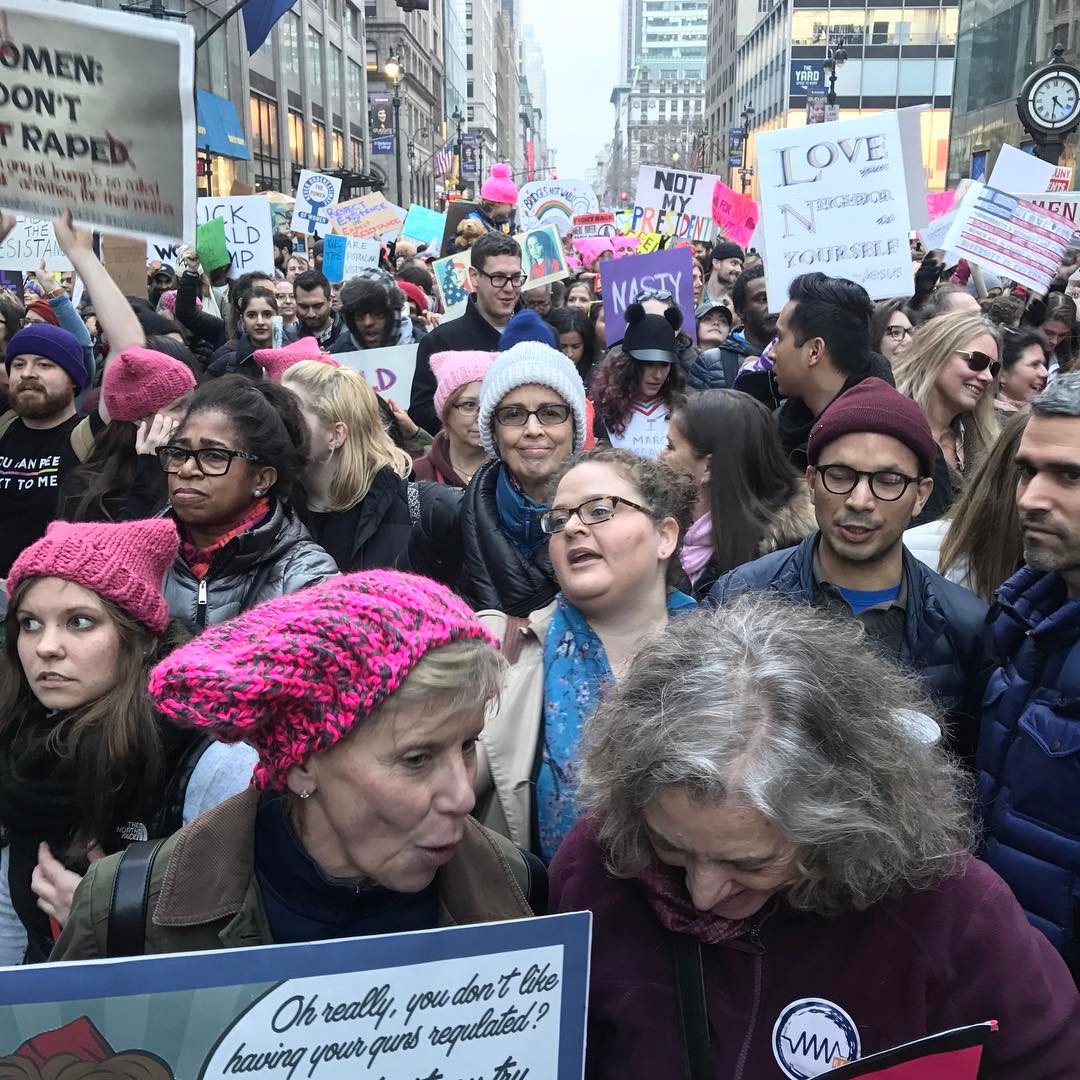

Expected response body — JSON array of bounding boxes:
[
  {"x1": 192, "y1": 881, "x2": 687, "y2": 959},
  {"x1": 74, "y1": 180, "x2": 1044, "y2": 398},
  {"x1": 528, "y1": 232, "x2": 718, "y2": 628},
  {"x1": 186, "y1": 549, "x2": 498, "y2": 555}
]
[
  {"x1": 636, "y1": 859, "x2": 753, "y2": 946},
  {"x1": 679, "y1": 511, "x2": 714, "y2": 583}
]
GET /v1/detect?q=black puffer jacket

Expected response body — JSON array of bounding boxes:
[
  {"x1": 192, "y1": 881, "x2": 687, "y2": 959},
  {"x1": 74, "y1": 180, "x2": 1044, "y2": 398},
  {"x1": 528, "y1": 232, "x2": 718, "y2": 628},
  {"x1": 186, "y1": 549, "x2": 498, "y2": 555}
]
[
  {"x1": 407, "y1": 460, "x2": 557, "y2": 616},
  {"x1": 163, "y1": 500, "x2": 338, "y2": 632},
  {"x1": 686, "y1": 333, "x2": 759, "y2": 390}
]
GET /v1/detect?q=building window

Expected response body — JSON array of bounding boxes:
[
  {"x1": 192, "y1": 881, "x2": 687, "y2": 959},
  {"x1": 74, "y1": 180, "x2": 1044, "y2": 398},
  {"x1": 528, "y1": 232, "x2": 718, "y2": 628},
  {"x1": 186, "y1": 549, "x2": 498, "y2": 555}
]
[
  {"x1": 351, "y1": 136, "x2": 362, "y2": 170},
  {"x1": 366, "y1": 42, "x2": 378, "y2": 72},
  {"x1": 283, "y1": 13, "x2": 301, "y2": 76},
  {"x1": 346, "y1": 3, "x2": 361, "y2": 39},
  {"x1": 364, "y1": 1, "x2": 376, "y2": 16},
  {"x1": 249, "y1": 94, "x2": 282, "y2": 191},
  {"x1": 330, "y1": 44, "x2": 343, "y2": 110},
  {"x1": 307, "y1": 27, "x2": 324, "y2": 95},
  {"x1": 347, "y1": 59, "x2": 364, "y2": 111},
  {"x1": 332, "y1": 130, "x2": 344, "y2": 168},
  {"x1": 313, "y1": 120, "x2": 327, "y2": 167},
  {"x1": 288, "y1": 110, "x2": 305, "y2": 165}
]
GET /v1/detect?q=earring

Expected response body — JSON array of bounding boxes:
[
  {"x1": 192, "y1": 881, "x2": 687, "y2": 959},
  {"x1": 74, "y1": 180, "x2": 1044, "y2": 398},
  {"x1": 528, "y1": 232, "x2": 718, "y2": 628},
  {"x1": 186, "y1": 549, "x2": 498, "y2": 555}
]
[
  {"x1": 298, "y1": 790, "x2": 311, "y2": 800},
  {"x1": 253, "y1": 489, "x2": 262, "y2": 497}
]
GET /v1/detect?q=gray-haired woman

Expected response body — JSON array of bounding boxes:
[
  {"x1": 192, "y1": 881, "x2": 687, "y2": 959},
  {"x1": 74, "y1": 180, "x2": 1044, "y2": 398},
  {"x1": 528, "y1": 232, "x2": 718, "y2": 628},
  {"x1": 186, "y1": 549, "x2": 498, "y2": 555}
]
[{"x1": 550, "y1": 597, "x2": 1080, "y2": 1079}]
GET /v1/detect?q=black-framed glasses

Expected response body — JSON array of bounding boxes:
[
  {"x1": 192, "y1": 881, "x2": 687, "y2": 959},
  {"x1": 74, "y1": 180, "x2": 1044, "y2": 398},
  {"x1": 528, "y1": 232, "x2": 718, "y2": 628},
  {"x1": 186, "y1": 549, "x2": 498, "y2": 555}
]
[
  {"x1": 478, "y1": 269, "x2": 527, "y2": 290},
  {"x1": 157, "y1": 445, "x2": 261, "y2": 476},
  {"x1": 493, "y1": 403, "x2": 573, "y2": 428},
  {"x1": 956, "y1": 349, "x2": 1001, "y2": 379},
  {"x1": 540, "y1": 495, "x2": 654, "y2": 535},
  {"x1": 816, "y1": 465, "x2": 922, "y2": 502},
  {"x1": 884, "y1": 324, "x2": 912, "y2": 342},
  {"x1": 635, "y1": 288, "x2": 673, "y2": 303}
]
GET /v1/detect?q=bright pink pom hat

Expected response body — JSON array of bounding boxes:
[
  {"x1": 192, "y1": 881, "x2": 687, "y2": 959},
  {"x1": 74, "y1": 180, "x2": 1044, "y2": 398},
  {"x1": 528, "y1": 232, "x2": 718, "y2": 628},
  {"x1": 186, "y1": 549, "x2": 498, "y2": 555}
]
[
  {"x1": 480, "y1": 162, "x2": 519, "y2": 205},
  {"x1": 254, "y1": 337, "x2": 340, "y2": 382},
  {"x1": 102, "y1": 345, "x2": 197, "y2": 423},
  {"x1": 7, "y1": 519, "x2": 180, "y2": 634},
  {"x1": 430, "y1": 349, "x2": 497, "y2": 421},
  {"x1": 147, "y1": 571, "x2": 500, "y2": 790}
]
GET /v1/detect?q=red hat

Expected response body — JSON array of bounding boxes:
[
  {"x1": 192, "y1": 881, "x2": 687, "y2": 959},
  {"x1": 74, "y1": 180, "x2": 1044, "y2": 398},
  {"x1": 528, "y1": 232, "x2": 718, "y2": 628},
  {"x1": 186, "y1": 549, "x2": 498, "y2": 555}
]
[
  {"x1": 254, "y1": 337, "x2": 340, "y2": 382},
  {"x1": 396, "y1": 279, "x2": 428, "y2": 314},
  {"x1": 7, "y1": 519, "x2": 180, "y2": 634},
  {"x1": 103, "y1": 345, "x2": 197, "y2": 422},
  {"x1": 25, "y1": 298, "x2": 59, "y2": 326},
  {"x1": 807, "y1": 377, "x2": 937, "y2": 477}
]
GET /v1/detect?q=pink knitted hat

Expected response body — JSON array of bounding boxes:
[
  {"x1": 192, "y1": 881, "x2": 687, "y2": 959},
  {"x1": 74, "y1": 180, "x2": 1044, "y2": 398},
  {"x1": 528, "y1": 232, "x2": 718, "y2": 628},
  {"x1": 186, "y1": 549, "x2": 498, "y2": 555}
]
[
  {"x1": 147, "y1": 571, "x2": 499, "y2": 790},
  {"x1": 430, "y1": 350, "x2": 497, "y2": 420},
  {"x1": 7, "y1": 519, "x2": 180, "y2": 634},
  {"x1": 254, "y1": 337, "x2": 340, "y2": 382},
  {"x1": 102, "y1": 346, "x2": 197, "y2": 423},
  {"x1": 158, "y1": 289, "x2": 201, "y2": 314},
  {"x1": 480, "y1": 163, "x2": 519, "y2": 205}
]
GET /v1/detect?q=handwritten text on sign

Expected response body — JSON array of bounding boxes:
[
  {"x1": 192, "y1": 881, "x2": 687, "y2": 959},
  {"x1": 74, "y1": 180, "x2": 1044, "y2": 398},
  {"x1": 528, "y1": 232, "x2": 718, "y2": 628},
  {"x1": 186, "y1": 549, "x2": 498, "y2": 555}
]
[
  {"x1": 196, "y1": 197, "x2": 274, "y2": 278},
  {"x1": 200, "y1": 945, "x2": 563, "y2": 1079},
  {"x1": 633, "y1": 166, "x2": 717, "y2": 242}
]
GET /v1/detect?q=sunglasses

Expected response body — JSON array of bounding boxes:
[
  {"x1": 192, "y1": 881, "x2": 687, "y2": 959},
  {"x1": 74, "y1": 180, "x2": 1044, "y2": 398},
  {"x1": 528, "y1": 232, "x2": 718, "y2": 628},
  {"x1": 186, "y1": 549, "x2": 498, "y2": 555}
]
[
  {"x1": 635, "y1": 289, "x2": 674, "y2": 303},
  {"x1": 956, "y1": 349, "x2": 1001, "y2": 379}
]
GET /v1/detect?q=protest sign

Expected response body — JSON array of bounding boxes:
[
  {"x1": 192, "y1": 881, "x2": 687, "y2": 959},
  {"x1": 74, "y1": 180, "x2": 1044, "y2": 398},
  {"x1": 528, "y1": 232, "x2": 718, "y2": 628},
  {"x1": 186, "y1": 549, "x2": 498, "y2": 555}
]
[
  {"x1": 573, "y1": 212, "x2": 617, "y2": 238},
  {"x1": 711, "y1": 181, "x2": 759, "y2": 248},
  {"x1": 335, "y1": 344, "x2": 420, "y2": 404},
  {"x1": 943, "y1": 183, "x2": 1076, "y2": 294},
  {"x1": 632, "y1": 166, "x2": 722, "y2": 243},
  {"x1": 321, "y1": 234, "x2": 381, "y2": 282},
  {"x1": 195, "y1": 217, "x2": 230, "y2": 274},
  {"x1": 987, "y1": 144, "x2": 1055, "y2": 195},
  {"x1": 102, "y1": 236, "x2": 150, "y2": 297},
  {"x1": 1049, "y1": 165, "x2": 1074, "y2": 192},
  {"x1": 828, "y1": 1021, "x2": 996, "y2": 1078},
  {"x1": 926, "y1": 191, "x2": 958, "y2": 221},
  {"x1": 518, "y1": 180, "x2": 599, "y2": 236},
  {"x1": 327, "y1": 192, "x2": 403, "y2": 240},
  {"x1": 1019, "y1": 190, "x2": 1080, "y2": 241},
  {"x1": 0, "y1": 914, "x2": 590, "y2": 1079},
  {"x1": 601, "y1": 246, "x2": 696, "y2": 347},
  {"x1": 146, "y1": 237, "x2": 184, "y2": 264},
  {"x1": 0, "y1": 218, "x2": 72, "y2": 272},
  {"x1": 291, "y1": 170, "x2": 342, "y2": 236},
  {"x1": 515, "y1": 225, "x2": 570, "y2": 289},
  {"x1": 755, "y1": 108, "x2": 928, "y2": 307},
  {"x1": 401, "y1": 204, "x2": 447, "y2": 249},
  {"x1": 197, "y1": 196, "x2": 274, "y2": 278},
  {"x1": 0, "y1": 0, "x2": 196, "y2": 242},
  {"x1": 432, "y1": 250, "x2": 475, "y2": 308}
]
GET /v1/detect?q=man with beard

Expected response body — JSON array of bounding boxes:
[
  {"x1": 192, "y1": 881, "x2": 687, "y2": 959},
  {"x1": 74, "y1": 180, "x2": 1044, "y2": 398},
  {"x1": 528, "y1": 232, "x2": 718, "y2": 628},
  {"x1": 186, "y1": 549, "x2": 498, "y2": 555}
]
[
  {"x1": 979, "y1": 372, "x2": 1080, "y2": 984},
  {"x1": 709, "y1": 378, "x2": 990, "y2": 762},
  {"x1": 0, "y1": 211, "x2": 141, "y2": 576}
]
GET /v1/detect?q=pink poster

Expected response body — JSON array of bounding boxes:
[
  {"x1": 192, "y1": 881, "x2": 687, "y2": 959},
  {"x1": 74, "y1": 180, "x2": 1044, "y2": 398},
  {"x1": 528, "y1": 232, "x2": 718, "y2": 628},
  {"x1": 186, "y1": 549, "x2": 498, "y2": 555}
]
[{"x1": 711, "y1": 181, "x2": 760, "y2": 248}]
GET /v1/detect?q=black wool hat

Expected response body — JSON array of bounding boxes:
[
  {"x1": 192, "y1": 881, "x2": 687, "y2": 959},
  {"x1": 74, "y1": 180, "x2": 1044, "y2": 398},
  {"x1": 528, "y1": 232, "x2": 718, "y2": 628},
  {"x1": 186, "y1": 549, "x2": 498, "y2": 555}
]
[
  {"x1": 622, "y1": 303, "x2": 680, "y2": 364},
  {"x1": 710, "y1": 241, "x2": 744, "y2": 263}
]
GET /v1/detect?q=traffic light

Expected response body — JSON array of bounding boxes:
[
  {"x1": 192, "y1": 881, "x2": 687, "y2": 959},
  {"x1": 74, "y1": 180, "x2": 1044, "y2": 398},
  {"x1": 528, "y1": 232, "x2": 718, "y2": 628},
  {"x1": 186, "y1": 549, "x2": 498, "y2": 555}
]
[{"x1": 550, "y1": 168, "x2": 558, "y2": 180}]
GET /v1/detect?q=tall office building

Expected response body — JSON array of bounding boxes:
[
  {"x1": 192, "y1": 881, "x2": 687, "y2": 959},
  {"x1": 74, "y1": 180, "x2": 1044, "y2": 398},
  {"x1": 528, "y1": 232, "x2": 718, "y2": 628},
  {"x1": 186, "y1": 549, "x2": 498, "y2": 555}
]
[{"x1": 466, "y1": 0, "x2": 500, "y2": 174}]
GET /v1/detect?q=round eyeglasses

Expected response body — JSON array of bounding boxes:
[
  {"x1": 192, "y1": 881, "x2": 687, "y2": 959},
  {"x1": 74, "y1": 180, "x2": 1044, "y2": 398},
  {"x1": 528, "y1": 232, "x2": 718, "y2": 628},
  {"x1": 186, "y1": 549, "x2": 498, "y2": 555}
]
[{"x1": 816, "y1": 464, "x2": 921, "y2": 502}]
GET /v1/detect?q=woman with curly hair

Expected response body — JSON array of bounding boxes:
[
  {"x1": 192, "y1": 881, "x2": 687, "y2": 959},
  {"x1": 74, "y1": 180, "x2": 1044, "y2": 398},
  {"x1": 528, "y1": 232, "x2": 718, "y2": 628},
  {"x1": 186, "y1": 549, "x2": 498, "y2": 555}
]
[
  {"x1": 590, "y1": 304, "x2": 685, "y2": 459},
  {"x1": 551, "y1": 595, "x2": 1080, "y2": 1078}
]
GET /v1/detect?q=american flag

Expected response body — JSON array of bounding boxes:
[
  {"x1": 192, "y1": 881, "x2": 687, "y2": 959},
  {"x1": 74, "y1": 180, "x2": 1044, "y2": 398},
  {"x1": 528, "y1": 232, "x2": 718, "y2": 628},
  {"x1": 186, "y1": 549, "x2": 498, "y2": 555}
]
[{"x1": 435, "y1": 140, "x2": 455, "y2": 178}]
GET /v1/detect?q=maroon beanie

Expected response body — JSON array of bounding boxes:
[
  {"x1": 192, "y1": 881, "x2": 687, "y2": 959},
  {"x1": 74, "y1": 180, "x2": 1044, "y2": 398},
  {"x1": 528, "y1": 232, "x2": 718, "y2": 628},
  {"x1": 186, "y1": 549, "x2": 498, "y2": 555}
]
[{"x1": 807, "y1": 377, "x2": 937, "y2": 477}]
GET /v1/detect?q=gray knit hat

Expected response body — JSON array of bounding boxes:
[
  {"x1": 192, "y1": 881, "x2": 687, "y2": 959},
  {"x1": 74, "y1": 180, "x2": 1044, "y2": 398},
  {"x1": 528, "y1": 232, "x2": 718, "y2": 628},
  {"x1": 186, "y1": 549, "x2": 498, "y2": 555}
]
[{"x1": 478, "y1": 341, "x2": 588, "y2": 457}]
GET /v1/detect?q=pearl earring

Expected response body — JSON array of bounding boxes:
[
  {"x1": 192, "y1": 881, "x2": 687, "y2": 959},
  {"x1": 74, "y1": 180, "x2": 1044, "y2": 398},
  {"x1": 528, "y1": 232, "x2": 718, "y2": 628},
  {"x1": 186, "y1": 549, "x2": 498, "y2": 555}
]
[
  {"x1": 298, "y1": 790, "x2": 311, "y2": 799},
  {"x1": 253, "y1": 489, "x2": 262, "y2": 497}
]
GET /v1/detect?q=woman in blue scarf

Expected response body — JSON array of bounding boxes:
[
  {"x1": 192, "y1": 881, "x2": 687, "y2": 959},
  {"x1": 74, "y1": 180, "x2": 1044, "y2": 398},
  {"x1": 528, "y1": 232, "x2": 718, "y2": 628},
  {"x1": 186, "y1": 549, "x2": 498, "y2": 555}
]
[{"x1": 474, "y1": 448, "x2": 698, "y2": 861}]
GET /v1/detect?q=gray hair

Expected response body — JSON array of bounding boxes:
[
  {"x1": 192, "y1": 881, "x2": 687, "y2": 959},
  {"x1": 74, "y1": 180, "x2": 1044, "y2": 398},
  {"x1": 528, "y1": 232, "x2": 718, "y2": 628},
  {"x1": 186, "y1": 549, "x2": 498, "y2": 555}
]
[
  {"x1": 578, "y1": 595, "x2": 976, "y2": 914},
  {"x1": 1031, "y1": 371, "x2": 1080, "y2": 418}
]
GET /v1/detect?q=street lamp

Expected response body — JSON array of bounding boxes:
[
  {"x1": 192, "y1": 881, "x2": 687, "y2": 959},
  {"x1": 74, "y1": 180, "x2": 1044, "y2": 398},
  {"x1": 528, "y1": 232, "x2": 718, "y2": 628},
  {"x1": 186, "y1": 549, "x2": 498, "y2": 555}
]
[
  {"x1": 452, "y1": 105, "x2": 464, "y2": 191},
  {"x1": 739, "y1": 103, "x2": 755, "y2": 195},
  {"x1": 384, "y1": 46, "x2": 404, "y2": 206},
  {"x1": 823, "y1": 37, "x2": 848, "y2": 109},
  {"x1": 672, "y1": 151, "x2": 680, "y2": 165}
]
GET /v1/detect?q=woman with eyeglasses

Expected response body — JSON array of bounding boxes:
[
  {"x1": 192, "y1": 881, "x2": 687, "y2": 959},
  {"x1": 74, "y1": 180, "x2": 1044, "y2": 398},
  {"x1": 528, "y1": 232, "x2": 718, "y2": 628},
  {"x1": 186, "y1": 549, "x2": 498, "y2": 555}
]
[
  {"x1": 473, "y1": 448, "x2": 696, "y2": 860},
  {"x1": 413, "y1": 350, "x2": 496, "y2": 488},
  {"x1": 871, "y1": 298, "x2": 914, "y2": 366},
  {"x1": 158, "y1": 375, "x2": 337, "y2": 631},
  {"x1": 893, "y1": 312, "x2": 1002, "y2": 526},
  {"x1": 408, "y1": 341, "x2": 587, "y2": 616},
  {"x1": 995, "y1": 326, "x2": 1048, "y2": 421}
]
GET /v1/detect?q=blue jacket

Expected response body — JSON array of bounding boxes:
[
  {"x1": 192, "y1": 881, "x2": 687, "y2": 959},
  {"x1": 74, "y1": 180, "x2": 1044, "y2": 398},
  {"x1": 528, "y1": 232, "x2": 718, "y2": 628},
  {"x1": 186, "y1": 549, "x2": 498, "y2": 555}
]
[
  {"x1": 708, "y1": 534, "x2": 991, "y2": 760},
  {"x1": 978, "y1": 565, "x2": 1080, "y2": 978}
]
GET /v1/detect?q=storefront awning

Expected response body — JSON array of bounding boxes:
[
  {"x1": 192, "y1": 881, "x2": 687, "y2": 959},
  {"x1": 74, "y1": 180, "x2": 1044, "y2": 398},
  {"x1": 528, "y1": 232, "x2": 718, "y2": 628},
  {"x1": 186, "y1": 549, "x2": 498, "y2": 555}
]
[{"x1": 196, "y1": 89, "x2": 250, "y2": 161}]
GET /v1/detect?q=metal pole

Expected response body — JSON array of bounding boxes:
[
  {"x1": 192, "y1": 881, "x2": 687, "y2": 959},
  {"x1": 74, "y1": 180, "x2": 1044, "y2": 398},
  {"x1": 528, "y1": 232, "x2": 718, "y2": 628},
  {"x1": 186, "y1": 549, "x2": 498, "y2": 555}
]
[{"x1": 393, "y1": 80, "x2": 404, "y2": 206}]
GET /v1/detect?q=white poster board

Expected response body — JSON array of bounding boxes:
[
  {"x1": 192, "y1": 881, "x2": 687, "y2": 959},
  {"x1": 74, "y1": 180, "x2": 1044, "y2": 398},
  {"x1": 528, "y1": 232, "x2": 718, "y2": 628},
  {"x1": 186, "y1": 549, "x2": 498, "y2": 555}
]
[
  {"x1": 988, "y1": 144, "x2": 1056, "y2": 196},
  {"x1": 196, "y1": 196, "x2": 275, "y2": 278},
  {"x1": 291, "y1": 170, "x2": 343, "y2": 236},
  {"x1": 518, "y1": 180, "x2": 600, "y2": 236},
  {"x1": 335, "y1": 344, "x2": 418, "y2": 404},
  {"x1": 632, "y1": 166, "x2": 718, "y2": 243},
  {"x1": 0, "y1": 217, "x2": 73, "y2": 271}
]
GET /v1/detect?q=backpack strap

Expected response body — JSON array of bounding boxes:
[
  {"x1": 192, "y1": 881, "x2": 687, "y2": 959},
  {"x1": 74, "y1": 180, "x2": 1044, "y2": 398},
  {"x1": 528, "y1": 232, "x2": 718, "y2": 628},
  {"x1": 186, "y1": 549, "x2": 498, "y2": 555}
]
[
  {"x1": 672, "y1": 933, "x2": 712, "y2": 1080},
  {"x1": 107, "y1": 838, "x2": 168, "y2": 958},
  {"x1": 500, "y1": 614, "x2": 530, "y2": 666}
]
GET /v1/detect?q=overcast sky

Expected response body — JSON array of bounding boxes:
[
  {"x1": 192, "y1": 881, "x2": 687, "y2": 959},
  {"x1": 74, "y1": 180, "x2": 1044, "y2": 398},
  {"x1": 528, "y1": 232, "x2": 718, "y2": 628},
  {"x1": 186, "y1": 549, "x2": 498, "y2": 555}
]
[{"x1": 523, "y1": 0, "x2": 620, "y2": 181}]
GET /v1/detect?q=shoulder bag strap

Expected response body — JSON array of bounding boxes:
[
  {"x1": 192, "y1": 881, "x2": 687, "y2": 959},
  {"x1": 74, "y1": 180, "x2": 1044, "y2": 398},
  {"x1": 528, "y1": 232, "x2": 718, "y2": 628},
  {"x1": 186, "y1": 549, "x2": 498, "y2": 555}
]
[
  {"x1": 106, "y1": 837, "x2": 167, "y2": 958},
  {"x1": 500, "y1": 614, "x2": 530, "y2": 666},
  {"x1": 407, "y1": 481, "x2": 421, "y2": 527},
  {"x1": 672, "y1": 932, "x2": 713, "y2": 1080}
]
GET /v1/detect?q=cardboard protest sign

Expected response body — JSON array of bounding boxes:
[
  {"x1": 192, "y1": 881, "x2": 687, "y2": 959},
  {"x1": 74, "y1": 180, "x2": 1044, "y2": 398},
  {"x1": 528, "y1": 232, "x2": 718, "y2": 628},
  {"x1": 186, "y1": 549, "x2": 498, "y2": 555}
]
[
  {"x1": 943, "y1": 183, "x2": 1076, "y2": 294},
  {"x1": 518, "y1": 179, "x2": 599, "y2": 236},
  {"x1": 711, "y1": 181, "x2": 759, "y2": 248},
  {"x1": 432, "y1": 249, "x2": 475, "y2": 308},
  {"x1": 327, "y1": 192, "x2": 402, "y2": 240},
  {"x1": 515, "y1": 224, "x2": 570, "y2": 289},
  {"x1": 401, "y1": 204, "x2": 447, "y2": 248},
  {"x1": 573, "y1": 212, "x2": 617, "y2": 238},
  {"x1": 290, "y1": 170, "x2": 342, "y2": 236},
  {"x1": 0, "y1": 218, "x2": 72, "y2": 272},
  {"x1": 988, "y1": 144, "x2": 1055, "y2": 195},
  {"x1": 632, "y1": 166, "x2": 720, "y2": 243},
  {"x1": 756, "y1": 108, "x2": 928, "y2": 307},
  {"x1": 101, "y1": 236, "x2": 150, "y2": 297},
  {"x1": 335, "y1": 344, "x2": 420, "y2": 404},
  {"x1": 321, "y1": 234, "x2": 381, "y2": 282},
  {"x1": 601, "y1": 245, "x2": 697, "y2": 347},
  {"x1": 197, "y1": 196, "x2": 274, "y2": 278},
  {"x1": 0, "y1": 914, "x2": 590, "y2": 1079},
  {"x1": 0, "y1": 0, "x2": 196, "y2": 242},
  {"x1": 195, "y1": 217, "x2": 230, "y2": 274}
]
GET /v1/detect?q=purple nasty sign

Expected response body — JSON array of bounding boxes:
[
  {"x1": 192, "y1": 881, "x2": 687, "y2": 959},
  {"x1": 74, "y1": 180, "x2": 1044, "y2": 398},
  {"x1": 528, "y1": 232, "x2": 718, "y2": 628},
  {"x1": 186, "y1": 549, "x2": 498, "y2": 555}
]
[{"x1": 600, "y1": 245, "x2": 697, "y2": 347}]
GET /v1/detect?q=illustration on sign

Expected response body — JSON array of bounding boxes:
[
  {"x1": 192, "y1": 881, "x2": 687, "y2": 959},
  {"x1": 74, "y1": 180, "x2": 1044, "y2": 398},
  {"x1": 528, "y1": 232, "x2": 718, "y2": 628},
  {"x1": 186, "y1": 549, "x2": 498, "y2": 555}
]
[
  {"x1": 518, "y1": 180, "x2": 599, "y2": 236},
  {"x1": 291, "y1": 171, "x2": 342, "y2": 236}
]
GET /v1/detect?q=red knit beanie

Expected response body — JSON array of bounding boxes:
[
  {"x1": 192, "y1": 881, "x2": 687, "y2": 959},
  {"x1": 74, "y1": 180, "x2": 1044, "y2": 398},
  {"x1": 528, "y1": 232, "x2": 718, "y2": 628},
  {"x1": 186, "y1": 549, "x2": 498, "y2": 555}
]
[
  {"x1": 25, "y1": 299, "x2": 59, "y2": 327},
  {"x1": 7, "y1": 519, "x2": 179, "y2": 634},
  {"x1": 254, "y1": 337, "x2": 340, "y2": 382},
  {"x1": 807, "y1": 377, "x2": 937, "y2": 477},
  {"x1": 102, "y1": 346, "x2": 197, "y2": 422}
]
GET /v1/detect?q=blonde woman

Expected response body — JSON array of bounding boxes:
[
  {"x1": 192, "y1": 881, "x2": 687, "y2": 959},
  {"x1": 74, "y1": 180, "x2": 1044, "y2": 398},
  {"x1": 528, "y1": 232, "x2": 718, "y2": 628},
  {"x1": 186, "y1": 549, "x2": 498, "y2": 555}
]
[
  {"x1": 281, "y1": 360, "x2": 414, "y2": 571},
  {"x1": 892, "y1": 312, "x2": 1001, "y2": 525}
]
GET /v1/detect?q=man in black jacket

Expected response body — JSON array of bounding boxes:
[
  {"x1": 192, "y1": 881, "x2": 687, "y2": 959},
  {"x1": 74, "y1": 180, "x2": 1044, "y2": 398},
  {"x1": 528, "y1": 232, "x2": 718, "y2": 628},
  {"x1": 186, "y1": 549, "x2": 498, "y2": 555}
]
[
  {"x1": 409, "y1": 232, "x2": 524, "y2": 433},
  {"x1": 708, "y1": 378, "x2": 989, "y2": 763}
]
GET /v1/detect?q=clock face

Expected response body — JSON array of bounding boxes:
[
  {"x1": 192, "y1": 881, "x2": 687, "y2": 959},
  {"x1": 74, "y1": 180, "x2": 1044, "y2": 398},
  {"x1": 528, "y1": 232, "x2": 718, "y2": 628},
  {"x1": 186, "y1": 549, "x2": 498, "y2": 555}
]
[{"x1": 1029, "y1": 71, "x2": 1080, "y2": 129}]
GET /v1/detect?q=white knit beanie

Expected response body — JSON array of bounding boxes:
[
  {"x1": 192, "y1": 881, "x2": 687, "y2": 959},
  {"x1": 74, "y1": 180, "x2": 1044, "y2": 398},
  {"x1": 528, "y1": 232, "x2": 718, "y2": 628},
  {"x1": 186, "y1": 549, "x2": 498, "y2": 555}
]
[{"x1": 479, "y1": 341, "x2": 588, "y2": 458}]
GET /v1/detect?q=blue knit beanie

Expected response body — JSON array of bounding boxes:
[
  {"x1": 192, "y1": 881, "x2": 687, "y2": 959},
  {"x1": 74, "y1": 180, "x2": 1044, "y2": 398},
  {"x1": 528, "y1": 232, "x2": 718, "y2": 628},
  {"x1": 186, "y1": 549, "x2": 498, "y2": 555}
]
[
  {"x1": 5, "y1": 325, "x2": 87, "y2": 391},
  {"x1": 499, "y1": 308, "x2": 558, "y2": 352},
  {"x1": 479, "y1": 340, "x2": 587, "y2": 457}
]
